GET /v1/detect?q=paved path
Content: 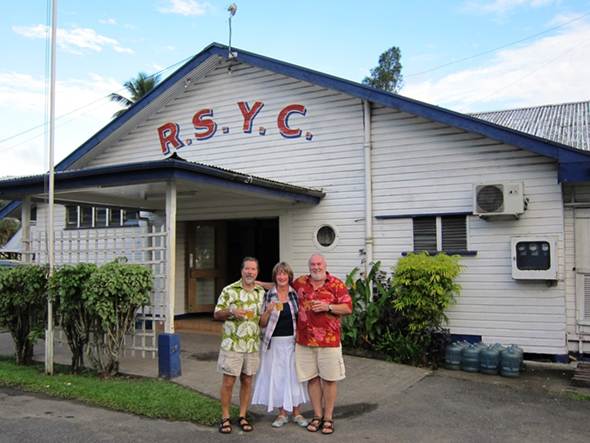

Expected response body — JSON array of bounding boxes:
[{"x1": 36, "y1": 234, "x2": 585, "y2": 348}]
[{"x1": 2, "y1": 332, "x2": 590, "y2": 442}]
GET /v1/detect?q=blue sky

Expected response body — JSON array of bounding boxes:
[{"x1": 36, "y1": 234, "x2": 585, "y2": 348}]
[{"x1": 1, "y1": 0, "x2": 589, "y2": 177}]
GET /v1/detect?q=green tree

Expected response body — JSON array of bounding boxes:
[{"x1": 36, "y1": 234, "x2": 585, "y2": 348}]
[
  {"x1": 50, "y1": 263, "x2": 97, "y2": 373},
  {"x1": 109, "y1": 72, "x2": 160, "y2": 118},
  {"x1": 0, "y1": 217, "x2": 20, "y2": 247},
  {"x1": 0, "y1": 265, "x2": 48, "y2": 365},
  {"x1": 84, "y1": 259, "x2": 153, "y2": 377},
  {"x1": 362, "y1": 46, "x2": 403, "y2": 93}
]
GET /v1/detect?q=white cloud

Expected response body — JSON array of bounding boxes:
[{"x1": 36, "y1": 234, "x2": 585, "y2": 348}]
[
  {"x1": 158, "y1": 0, "x2": 211, "y2": 16},
  {"x1": 12, "y1": 25, "x2": 134, "y2": 55},
  {"x1": 402, "y1": 20, "x2": 590, "y2": 112},
  {"x1": 0, "y1": 73, "x2": 122, "y2": 176},
  {"x1": 99, "y1": 18, "x2": 117, "y2": 25},
  {"x1": 463, "y1": 0, "x2": 557, "y2": 14}
]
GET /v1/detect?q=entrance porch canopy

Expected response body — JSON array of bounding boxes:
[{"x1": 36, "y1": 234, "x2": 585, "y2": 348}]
[
  {"x1": 0, "y1": 158, "x2": 324, "y2": 335},
  {"x1": 0, "y1": 158, "x2": 325, "y2": 208}
]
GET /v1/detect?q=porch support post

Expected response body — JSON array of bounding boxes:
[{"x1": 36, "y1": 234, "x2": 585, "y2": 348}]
[
  {"x1": 159, "y1": 181, "x2": 181, "y2": 379},
  {"x1": 21, "y1": 197, "x2": 31, "y2": 263},
  {"x1": 165, "y1": 180, "x2": 177, "y2": 333}
]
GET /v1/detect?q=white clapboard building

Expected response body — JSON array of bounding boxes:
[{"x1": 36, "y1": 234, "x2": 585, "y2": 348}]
[{"x1": 1, "y1": 44, "x2": 589, "y2": 360}]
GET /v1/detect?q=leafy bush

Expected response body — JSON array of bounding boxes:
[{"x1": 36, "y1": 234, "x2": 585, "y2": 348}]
[
  {"x1": 84, "y1": 259, "x2": 153, "y2": 377},
  {"x1": 50, "y1": 263, "x2": 97, "y2": 373},
  {"x1": 343, "y1": 253, "x2": 461, "y2": 367},
  {"x1": 0, "y1": 217, "x2": 20, "y2": 247},
  {"x1": 342, "y1": 262, "x2": 396, "y2": 349},
  {"x1": 0, "y1": 265, "x2": 47, "y2": 364},
  {"x1": 392, "y1": 253, "x2": 461, "y2": 335}
]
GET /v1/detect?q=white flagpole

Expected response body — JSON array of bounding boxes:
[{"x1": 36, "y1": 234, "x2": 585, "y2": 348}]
[{"x1": 45, "y1": 0, "x2": 58, "y2": 375}]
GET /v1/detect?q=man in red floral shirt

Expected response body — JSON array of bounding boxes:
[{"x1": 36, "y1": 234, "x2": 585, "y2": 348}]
[{"x1": 293, "y1": 254, "x2": 352, "y2": 435}]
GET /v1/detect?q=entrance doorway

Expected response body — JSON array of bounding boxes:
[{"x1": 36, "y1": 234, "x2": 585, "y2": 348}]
[{"x1": 186, "y1": 218, "x2": 279, "y2": 313}]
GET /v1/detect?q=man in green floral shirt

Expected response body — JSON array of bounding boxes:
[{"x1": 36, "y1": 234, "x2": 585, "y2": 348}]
[{"x1": 214, "y1": 257, "x2": 265, "y2": 434}]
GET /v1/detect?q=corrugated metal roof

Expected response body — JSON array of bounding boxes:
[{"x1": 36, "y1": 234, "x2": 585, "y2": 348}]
[
  {"x1": 0, "y1": 158, "x2": 325, "y2": 203},
  {"x1": 471, "y1": 100, "x2": 590, "y2": 151}
]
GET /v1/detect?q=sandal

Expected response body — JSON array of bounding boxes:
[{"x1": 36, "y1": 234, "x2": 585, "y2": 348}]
[
  {"x1": 218, "y1": 417, "x2": 232, "y2": 434},
  {"x1": 238, "y1": 416, "x2": 253, "y2": 432},
  {"x1": 307, "y1": 416, "x2": 322, "y2": 432},
  {"x1": 272, "y1": 414, "x2": 289, "y2": 428},
  {"x1": 293, "y1": 414, "x2": 309, "y2": 428},
  {"x1": 321, "y1": 419, "x2": 334, "y2": 435}
]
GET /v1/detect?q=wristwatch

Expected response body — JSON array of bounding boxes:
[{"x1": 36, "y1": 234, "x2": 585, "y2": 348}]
[{"x1": 328, "y1": 304, "x2": 333, "y2": 313}]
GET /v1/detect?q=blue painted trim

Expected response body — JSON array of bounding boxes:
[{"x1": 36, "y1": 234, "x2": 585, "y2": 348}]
[
  {"x1": 0, "y1": 160, "x2": 324, "y2": 205},
  {"x1": 53, "y1": 42, "x2": 590, "y2": 183},
  {"x1": 554, "y1": 354, "x2": 569, "y2": 364},
  {"x1": 56, "y1": 44, "x2": 226, "y2": 171},
  {"x1": 377, "y1": 211, "x2": 473, "y2": 220},
  {"x1": 402, "y1": 250, "x2": 477, "y2": 257},
  {"x1": 0, "y1": 200, "x2": 21, "y2": 219},
  {"x1": 231, "y1": 46, "x2": 590, "y2": 164},
  {"x1": 559, "y1": 161, "x2": 590, "y2": 183}
]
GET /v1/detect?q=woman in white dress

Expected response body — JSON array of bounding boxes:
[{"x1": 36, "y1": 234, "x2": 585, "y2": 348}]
[{"x1": 252, "y1": 262, "x2": 309, "y2": 428}]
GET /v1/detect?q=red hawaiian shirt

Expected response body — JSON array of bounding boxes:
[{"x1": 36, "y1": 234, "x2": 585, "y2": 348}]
[{"x1": 293, "y1": 272, "x2": 352, "y2": 347}]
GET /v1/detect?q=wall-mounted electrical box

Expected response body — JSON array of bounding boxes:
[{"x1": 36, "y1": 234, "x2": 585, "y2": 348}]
[{"x1": 511, "y1": 237, "x2": 557, "y2": 280}]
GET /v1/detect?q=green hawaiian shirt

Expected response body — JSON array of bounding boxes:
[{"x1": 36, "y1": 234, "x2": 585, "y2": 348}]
[{"x1": 214, "y1": 279, "x2": 265, "y2": 353}]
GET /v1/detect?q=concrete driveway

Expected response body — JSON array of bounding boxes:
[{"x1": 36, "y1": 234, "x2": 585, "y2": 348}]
[{"x1": 1, "y1": 331, "x2": 590, "y2": 442}]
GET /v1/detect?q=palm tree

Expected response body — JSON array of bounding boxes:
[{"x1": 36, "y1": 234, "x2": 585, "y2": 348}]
[{"x1": 109, "y1": 72, "x2": 161, "y2": 118}]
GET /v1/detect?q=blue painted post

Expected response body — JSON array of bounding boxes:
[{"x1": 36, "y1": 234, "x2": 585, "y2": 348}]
[{"x1": 158, "y1": 333, "x2": 181, "y2": 379}]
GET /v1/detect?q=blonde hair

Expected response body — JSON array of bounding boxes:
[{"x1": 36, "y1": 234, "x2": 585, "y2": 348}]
[{"x1": 272, "y1": 261, "x2": 294, "y2": 285}]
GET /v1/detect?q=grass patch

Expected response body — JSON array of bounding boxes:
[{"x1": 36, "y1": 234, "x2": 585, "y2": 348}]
[
  {"x1": 0, "y1": 357, "x2": 236, "y2": 425},
  {"x1": 565, "y1": 390, "x2": 590, "y2": 401}
]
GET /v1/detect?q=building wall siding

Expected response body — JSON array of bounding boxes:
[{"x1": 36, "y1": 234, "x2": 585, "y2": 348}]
[
  {"x1": 370, "y1": 105, "x2": 566, "y2": 354},
  {"x1": 563, "y1": 183, "x2": 590, "y2": 352},
  {"x1": 37, "y1": 60, "x2": 574, "y2": 354},
  {"x1": 82, "y1": 61, "x2": 367, "y2": 280}
]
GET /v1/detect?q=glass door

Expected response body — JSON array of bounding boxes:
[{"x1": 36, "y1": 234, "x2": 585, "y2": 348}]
[{"x1": 186, "y1": 221, "x2": 227, "y2": 313}]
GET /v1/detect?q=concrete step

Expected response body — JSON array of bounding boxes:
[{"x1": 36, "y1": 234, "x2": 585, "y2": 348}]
[
  {"x1": 175, "y1": 317, "x2": 222, "y2": 335},
  {"x1": 572, "y1": 362, "x2": 590, "y2": 387}
]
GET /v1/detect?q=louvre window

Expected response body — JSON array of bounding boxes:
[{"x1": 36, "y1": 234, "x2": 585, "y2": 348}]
[
  {"x1": 413, "y1": 215, "x2": 468, "y2": 253},
  {"x1": 110, "y1": 208, "x2": 122, "y2": 226},
  {"x1": 123, "y1": 209, "x2": 139, "y2": 226},
  {"x1": 95, "y1": 208, "x2": 107, "y2": 228},
  {"x1": 65, "y1": 205, "x2": 78, "y2": 229},
  {"x1": 80, "y1": 206, "x2": 93, "y2": 228},
  {"x1": 441, "y1": 216, "x2": 467, "y2": 250},
  {"x1": 413, "y1": 217, "x2": 437, "y2": 252},
  {"x1": 65, "y1": 205, "x2": 139, "y2": 229}
]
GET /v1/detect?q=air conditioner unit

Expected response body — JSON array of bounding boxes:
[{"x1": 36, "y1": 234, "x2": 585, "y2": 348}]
[{"x1": 473, "y1": 182, "x2": 525, "y2": 217}]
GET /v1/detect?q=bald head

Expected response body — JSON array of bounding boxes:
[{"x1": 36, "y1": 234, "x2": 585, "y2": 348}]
[{"x1": 308, "y1": 254, "x2": 327, "y2": 282}]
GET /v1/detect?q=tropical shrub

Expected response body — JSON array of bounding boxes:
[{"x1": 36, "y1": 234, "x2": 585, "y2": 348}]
[
  {"x1": 0, "y1": 265, "x2": 47, "y2": 364},
  {"x1": 392, "y1": 253, "x2": 461, "y2": 335},
  {"x1": 342, "y1": 262, "x2": 396, "y2": 349},
  {"x1": 84, "y1": 259, "x2": 153, "y2": 377},
  {"x1": 50, "y1": 263, "x2": 97, "y2": 373},
  {"x1": 343, "y1": 253, "x2": 461, "y2": 367}
]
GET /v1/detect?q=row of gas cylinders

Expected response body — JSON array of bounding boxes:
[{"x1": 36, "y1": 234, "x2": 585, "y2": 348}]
[{"x1": 445, "y1": 342, "x2": 524, "y2": 377}]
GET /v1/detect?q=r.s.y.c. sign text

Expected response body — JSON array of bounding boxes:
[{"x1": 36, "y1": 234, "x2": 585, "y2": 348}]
[{"x1": 157, "y1": 100, "x2": 312, "y2": 155}]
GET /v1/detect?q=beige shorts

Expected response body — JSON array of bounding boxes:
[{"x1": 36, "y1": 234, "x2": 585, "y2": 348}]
[
  {"x1": 295, "y1": 344, "x2": 346, "y2": 382},
  {"x1": 217, "y1": 349, "x2": 260, "y2": 377}
]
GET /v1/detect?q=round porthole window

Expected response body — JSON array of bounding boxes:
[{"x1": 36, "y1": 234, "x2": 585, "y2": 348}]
[{"x1": 316, "y1": 225, "x2": 337, "y2": 248}]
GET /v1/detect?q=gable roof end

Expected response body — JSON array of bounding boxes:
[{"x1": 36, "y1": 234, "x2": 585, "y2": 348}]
[{"x1": 58, "y1": 42, "x2": 590, "y2": 184}]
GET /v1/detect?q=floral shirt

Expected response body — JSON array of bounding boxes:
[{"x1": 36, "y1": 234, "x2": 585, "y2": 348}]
[
  {"x1": 293, "y1": 272, "x2": 352, "y2": 347},
  {"x1": 214, "y1": 279, "x2": 265, "y2": 353}
]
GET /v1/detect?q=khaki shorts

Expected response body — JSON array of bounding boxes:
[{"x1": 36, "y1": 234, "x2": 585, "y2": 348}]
[
  {"x1": 217, "y1": 349, "x2": 260, "y2": 377},
  {"x1": 295, "y1": 344, "x2": 346, "y2": 382}
]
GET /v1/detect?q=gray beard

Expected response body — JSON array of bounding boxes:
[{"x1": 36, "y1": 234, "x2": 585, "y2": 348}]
[{"x1": 310, "y1": 272, "x2": 325, "y2": 281}]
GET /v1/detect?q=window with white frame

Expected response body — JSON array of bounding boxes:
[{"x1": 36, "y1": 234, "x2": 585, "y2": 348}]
[
  {"x1": 412, "y1": 215, "x2": 470, "y2": 254},
  {"x1": 65, "y1": 205, "x2": 139, "y2": 229}
]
